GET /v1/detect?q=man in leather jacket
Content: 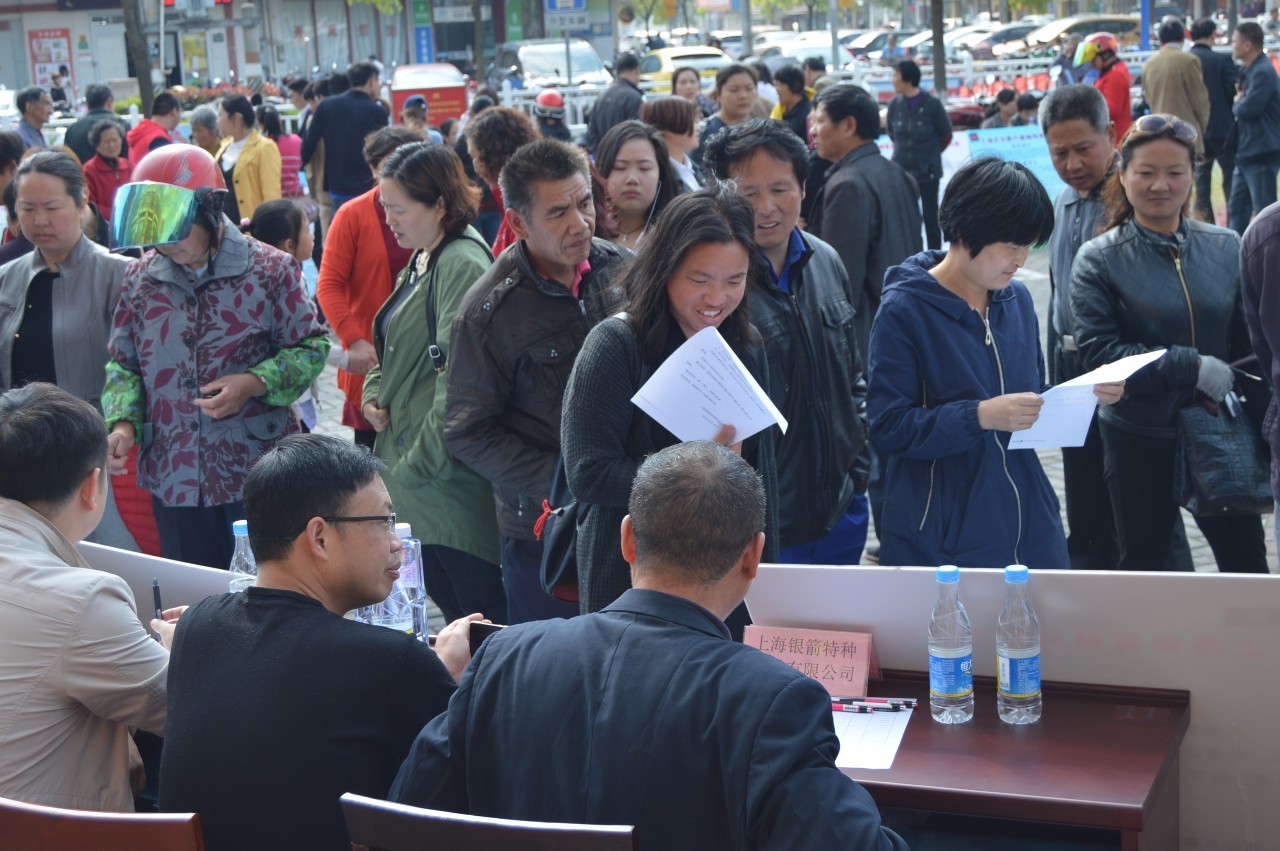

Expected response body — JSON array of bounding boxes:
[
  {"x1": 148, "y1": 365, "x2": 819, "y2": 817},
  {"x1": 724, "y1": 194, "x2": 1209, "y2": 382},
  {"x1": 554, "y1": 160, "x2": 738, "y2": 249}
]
[
  {"x1": 444, "y1": 139, "x2": 625, "y2": 623},
  {"x1": 704, "y1": 120, "x2": 870, "y2": 564}
]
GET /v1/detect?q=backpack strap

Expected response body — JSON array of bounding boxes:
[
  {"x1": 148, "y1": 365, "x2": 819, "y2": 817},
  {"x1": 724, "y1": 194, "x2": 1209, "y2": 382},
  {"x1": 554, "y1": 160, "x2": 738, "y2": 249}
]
[{"x1": 424, "y1": 231, "x2": 496, "y2": 372}]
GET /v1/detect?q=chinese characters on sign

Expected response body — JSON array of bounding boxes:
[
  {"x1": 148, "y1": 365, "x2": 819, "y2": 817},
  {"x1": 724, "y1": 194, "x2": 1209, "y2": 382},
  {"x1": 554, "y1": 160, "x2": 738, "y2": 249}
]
[{"x1": 742, "y1": 625, "x2": 878, "y2": 698}]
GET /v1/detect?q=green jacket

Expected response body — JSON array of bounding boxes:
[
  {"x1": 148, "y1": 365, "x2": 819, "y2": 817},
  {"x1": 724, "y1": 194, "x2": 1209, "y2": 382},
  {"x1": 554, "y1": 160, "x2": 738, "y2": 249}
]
[{"x1": 363, "y1": 227, "x2": 500, "y2": 565}]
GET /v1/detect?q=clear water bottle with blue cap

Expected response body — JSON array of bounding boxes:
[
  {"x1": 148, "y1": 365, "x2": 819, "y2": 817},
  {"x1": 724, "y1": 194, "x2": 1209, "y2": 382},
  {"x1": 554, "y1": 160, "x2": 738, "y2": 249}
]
[
  {"x1": 369, "y1": 525, "x2": 415, "y2": 634},
  {"x1": 228, "y1": 520, "x2": 256, "y2": 593},
  {"x1": 928, "y1": 565, "x2": 974, "y2": 724},
  {"x1": 997, "y1": 564, "x2": 1041, "y2": 724},
  {"x1": 395, "y1": 522, "x2": 427, "y2": 639}
]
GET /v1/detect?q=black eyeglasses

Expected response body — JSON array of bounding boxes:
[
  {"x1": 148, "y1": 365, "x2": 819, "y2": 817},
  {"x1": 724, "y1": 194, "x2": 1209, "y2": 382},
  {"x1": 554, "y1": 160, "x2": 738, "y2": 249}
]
[
  {"x1": 1131, "y1": 114, "x2": 1198, "y2": 145},
  {"x1": 321, "y1": 513, "x2": 398, "y2": 534}
]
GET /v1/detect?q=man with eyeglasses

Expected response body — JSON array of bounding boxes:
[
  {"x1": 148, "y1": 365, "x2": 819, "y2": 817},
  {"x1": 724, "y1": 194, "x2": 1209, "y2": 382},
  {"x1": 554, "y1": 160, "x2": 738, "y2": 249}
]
[{"x1": 158, "y1": 434, "x2": 480, "y2": 851}]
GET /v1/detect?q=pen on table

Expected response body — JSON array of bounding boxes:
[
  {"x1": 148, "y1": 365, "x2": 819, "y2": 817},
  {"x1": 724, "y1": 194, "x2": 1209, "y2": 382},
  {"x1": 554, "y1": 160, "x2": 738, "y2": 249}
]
[
  {"x1": 151, "y1": 578, "x2": 164, "y2": 643},
  {"x1": 832, "y1": 702, "x2": 903, "y2": 714},
  {"x1": 834, "y1": 697, "x2": 917, "y2": 708}
]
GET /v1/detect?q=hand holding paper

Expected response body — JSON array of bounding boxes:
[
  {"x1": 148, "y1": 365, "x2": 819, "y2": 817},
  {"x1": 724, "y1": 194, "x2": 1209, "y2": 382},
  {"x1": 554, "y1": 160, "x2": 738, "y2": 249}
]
[
  {"x1": 1007, "y1": 350, "x2": 1165, "y2": 450},
  {"x1": 631, "y1": 327, "x2": 788, "y2": 444}
]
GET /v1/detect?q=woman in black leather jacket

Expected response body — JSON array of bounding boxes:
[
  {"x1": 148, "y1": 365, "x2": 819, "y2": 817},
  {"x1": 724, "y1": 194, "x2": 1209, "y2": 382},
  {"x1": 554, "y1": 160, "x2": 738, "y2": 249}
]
[{"x1": 1070, "y1": 114, "x2": 1267, "y2": 573}]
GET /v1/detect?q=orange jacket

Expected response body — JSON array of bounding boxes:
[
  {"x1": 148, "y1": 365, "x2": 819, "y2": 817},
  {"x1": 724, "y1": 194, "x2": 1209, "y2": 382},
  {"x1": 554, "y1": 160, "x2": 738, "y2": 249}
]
[{"x1": 315, "y1": 187, "x2": 412, "y2": 425}]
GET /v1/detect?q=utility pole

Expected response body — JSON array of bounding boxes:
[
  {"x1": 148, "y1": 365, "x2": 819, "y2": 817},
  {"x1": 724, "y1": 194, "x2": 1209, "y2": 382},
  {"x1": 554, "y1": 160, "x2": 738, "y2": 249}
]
[{"x1": 931, "y1": 0, "x2": 945, "y2": 103}]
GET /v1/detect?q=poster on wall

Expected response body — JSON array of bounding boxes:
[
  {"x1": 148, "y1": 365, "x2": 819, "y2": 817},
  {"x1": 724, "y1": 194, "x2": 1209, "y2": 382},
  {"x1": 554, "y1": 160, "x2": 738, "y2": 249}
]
[{"x1": 29, "y1": 28, "x2": 73, "y2": 88}]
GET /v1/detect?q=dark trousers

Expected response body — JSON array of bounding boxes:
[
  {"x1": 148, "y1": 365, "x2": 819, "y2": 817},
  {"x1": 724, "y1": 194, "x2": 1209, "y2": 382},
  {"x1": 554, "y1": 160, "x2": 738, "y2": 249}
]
[
  {"x1": 353, "y1": 428, "x2": 377, "y2": 451},
  {"x1": 500, "y1": 535, "x2": 579, "y2": 624},
  {"x1": 1194, "y1": 135, "x2": 1235, "y2": 226},
  {"x1": 1051, "y1": 337, "x2": 1191, "y2": 570},
  {"x1": 918, "y1": 178, "x2": 942, "y2": 250},
  {"x1": 1099, "y1": 420, "x2": 1267, "y2": 572},
  {"x1": 421, "y1": 544, "x2": 508, "y2": 625},
  {"x1": 151, "y1": 497, "x2": 243, "y2": 569},
  {"x1": 1228, "y1": 151, "x2": 1280, "y2": 235}
]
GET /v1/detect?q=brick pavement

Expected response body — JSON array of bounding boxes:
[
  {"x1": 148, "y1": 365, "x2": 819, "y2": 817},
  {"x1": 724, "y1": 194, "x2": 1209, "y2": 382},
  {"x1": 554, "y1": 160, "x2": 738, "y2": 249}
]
[{"x1": 306, "y1": 248, "x2": 1277, "y2": 585}]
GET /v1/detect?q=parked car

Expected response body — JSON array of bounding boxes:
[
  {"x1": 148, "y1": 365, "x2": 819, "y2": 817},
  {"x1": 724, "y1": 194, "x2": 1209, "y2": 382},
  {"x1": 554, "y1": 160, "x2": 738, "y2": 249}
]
[
  {"x1": 637, "y1": 47, "x2": 731, "y2": 92},
  {"x1": 848, "y1": 29, "x2": 920, "y2": 58},
  {"x1": 896, "y1": 24, "x2": 995, "y2": 64},
  {"x1": 488, "y1": 39, "x2": 612, "y2": 90},
  {"x1": 959, "y1": 22, "x2": 1040, "y2": 59},
  {"x1": 761, "y1": 36, "x2": 856, "y2": 69},
  {"x1": 1022, "y1": 15, "x2": 1141, "y2": 57}
]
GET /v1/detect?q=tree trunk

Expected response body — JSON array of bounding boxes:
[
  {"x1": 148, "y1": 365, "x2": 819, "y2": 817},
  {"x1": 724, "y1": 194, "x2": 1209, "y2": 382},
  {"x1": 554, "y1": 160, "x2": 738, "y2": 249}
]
[{"x1": 122, "y1": 0, "x2": 154, "y2": 115}]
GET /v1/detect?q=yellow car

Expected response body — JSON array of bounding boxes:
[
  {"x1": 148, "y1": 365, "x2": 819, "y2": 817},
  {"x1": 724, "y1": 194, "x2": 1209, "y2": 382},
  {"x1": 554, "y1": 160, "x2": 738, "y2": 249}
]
[{"x1": 637, "y1": 47, "x2": 732, "y2": 93}]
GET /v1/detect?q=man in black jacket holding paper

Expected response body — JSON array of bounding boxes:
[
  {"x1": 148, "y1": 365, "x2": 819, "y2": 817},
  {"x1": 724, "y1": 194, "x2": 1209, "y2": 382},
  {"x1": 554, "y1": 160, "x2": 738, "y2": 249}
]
[{"x1": 704, "y1": 119, "x2": 870, "y2": 564}]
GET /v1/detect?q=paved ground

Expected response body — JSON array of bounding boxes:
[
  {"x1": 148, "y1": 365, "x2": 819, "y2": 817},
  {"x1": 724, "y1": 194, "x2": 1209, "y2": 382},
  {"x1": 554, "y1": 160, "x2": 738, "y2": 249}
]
[{"x1": 305, "y1": 246, "x2": 1277, "y2": 579}]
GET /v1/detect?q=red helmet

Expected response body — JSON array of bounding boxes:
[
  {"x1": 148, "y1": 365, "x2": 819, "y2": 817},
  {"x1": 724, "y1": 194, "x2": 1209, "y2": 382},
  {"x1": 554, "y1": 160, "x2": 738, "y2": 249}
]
[
  {"x1": 132, "y1": 143, "x2": 227, "y2": 191},
  {"x1": 1075, "y1": 32, "x2": 1119, "y2": 65},
  {"x1": 114, "y1": 144, "x2": 227, "y2": 249},
  {"x1": 533, "y1": 88, "x2": 566, "y2": 119}
]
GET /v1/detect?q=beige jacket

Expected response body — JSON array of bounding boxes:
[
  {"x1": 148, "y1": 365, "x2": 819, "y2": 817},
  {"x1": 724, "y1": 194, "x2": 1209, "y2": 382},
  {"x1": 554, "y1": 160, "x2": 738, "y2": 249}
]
[
  {"x1": 1142, "y1": 44, "x2": 1212, "y2": 154},
  {"x1": 0, "y1": 498, "x2": 168, "y2": 811}
]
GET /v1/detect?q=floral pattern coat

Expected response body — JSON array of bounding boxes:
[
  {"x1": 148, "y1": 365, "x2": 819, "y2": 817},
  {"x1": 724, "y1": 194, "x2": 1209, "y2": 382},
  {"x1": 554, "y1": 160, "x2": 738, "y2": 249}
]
[{"x1": 103, "y1": 217, "x2": 328, "y2": 508}]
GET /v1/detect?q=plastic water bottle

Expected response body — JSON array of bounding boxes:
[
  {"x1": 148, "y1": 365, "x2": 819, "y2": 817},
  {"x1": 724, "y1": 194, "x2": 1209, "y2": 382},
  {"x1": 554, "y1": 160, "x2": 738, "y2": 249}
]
[
  {"x1": 228, "y1": 520, "x2": 256, "y2": 593},
  {"x1": 395, "y1": 523, "x2": 428, "y2": 639},
  {"x1": 997, "y1": 564, "x2": 1042, "y2": 725},
  {"x1": 369, "y1": 525, "x2": 415, "y2": 634},
  {"x1": 928, "y1": 565, "x2": 974, "y2": 724}
]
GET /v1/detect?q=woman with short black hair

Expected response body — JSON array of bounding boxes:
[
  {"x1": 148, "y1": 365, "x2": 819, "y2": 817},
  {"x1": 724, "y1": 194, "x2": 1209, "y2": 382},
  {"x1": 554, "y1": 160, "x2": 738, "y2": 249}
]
[{"x1": 868, "y1": 156, "x2": 1123, "y2": 569}]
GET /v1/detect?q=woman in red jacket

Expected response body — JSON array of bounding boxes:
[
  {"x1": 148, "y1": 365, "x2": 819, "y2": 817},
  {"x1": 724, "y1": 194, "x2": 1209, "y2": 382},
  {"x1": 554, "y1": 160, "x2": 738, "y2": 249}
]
[
  {"x1": 83, "y1": 121, "x2": 132, "y2": 223},
  {"x1": 1078, "y1": 32, "x2": 1132, "y2": 144},
  {"x1": 315, "y1": 125, "x2": 423, "y2": 449}
]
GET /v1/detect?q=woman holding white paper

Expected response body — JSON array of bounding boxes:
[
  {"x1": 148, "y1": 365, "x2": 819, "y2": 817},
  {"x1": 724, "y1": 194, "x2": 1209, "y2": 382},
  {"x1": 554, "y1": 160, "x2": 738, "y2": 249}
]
[
  {"x1": 868, "y1": 157, "x2": 1123, "y2": 571},
  {"x1": 1070, "y1": 115, "x2": 1267, "y2": 573},
  {"x1": 561, "y1": 185, "x2": 779, "y2": 617}
]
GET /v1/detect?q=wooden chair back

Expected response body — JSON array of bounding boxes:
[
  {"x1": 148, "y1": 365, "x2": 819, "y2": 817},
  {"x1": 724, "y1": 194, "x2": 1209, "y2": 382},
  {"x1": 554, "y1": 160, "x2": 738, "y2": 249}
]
[
  {"x1": 0, "y1": 795, "x2": 204, "y2": 851},
  {"x1": 341, "y1": 793, "x2": 637, "y2": 851}
]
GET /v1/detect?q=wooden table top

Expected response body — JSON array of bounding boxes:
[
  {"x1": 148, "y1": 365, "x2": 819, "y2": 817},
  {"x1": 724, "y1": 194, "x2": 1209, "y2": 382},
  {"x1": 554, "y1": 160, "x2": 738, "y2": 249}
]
[{"x1": 844, "y1": 670, "x2": 1191, "y2": 833}]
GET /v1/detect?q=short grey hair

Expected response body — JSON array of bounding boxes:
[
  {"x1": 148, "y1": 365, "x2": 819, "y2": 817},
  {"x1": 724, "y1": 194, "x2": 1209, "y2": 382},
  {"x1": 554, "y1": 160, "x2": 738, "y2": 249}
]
[
  {"x1": 628, "y1": 441, "x2": 765, "y2": 584},
  {"x1": 1038, "y1": 83, "x2": 1110, "y2": 137},
  {"x1": 189, "y1": 104, "x2": 219, "y2": 135}
]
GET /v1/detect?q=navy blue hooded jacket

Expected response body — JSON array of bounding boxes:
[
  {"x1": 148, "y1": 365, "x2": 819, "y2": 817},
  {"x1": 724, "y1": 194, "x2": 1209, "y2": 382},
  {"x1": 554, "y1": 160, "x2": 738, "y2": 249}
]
[{"x1": 867, "y1": 251, "x2": 1068, "y2": 569}]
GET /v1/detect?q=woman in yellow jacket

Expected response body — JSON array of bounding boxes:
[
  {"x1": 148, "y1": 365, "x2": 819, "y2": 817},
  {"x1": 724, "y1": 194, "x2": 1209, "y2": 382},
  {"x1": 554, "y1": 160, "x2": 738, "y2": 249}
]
[{"x1": 215, "y1": 95, "x2": 282, "y2": 222}]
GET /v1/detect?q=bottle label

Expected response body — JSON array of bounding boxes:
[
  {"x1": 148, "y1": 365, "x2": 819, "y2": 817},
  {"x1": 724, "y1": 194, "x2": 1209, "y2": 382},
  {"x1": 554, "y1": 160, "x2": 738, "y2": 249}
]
[
  {"x1": 997, "y1": 650, "x2": 1041, "y2": 699},
  {"x1": 928, "y1": 648, "x2": 974, "y2": 699},
  {"x1": 400, "y1": 560, "x2": 420, "y2": 587}
]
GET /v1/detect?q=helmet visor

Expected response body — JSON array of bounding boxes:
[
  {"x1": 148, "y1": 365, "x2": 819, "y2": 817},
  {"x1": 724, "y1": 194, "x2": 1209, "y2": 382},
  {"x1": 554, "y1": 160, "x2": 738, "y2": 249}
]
[
  {"x1": 1073, "y1": 41, "x2": 1098, "y2": 66},
  {"x1": 111, "y1": 181, "x2": 199, "y2": 250}
]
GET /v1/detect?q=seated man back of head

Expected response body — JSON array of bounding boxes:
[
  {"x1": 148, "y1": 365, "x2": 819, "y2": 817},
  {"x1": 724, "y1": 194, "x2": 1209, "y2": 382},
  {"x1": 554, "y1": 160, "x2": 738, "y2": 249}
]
[
  {"x1": 159, "y1": 434, "x2": 475, "y2": 851},
  {"x1": 391, "y1": 441, "x2": 907, "y2": 850},
  {"x1": 0, "y1": 382, "x2": 169, "y2": 811}
]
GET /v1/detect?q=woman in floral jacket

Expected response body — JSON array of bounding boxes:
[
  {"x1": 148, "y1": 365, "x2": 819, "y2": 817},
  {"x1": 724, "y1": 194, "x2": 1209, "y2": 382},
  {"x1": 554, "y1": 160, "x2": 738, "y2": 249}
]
[{"x1": 102, "y1": 145, "x2": 328, "y2": 568}]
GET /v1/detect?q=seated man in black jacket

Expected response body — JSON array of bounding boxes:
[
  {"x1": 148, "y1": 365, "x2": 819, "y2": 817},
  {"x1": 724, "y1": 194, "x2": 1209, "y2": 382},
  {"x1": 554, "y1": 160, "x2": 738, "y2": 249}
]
[
  {"x1": 159, "y1": 435, "x2": 476, "y2": 851},
  {"x1": 704, "y1": 119, "x2": 871, "y2": 565},
  {"x1": 392, "y1": 441, "x2": 908, "y2": 851}
]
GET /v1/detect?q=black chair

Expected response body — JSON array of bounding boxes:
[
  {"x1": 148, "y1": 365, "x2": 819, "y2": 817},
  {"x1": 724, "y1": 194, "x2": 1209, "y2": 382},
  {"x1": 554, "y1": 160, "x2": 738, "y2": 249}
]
[
  {"x1": 340, "y1": 792, "x2": 636, "y2": 851},
  {"x1": 0, "y1": 794, "x2": 205, "y2": 851}
]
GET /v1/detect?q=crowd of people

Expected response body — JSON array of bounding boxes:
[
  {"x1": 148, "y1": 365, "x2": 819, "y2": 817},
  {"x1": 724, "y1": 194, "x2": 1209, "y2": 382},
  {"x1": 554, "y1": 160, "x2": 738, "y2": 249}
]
[{"x1": 1, "y1": 24, "x2": 1280, "y2": 849}]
